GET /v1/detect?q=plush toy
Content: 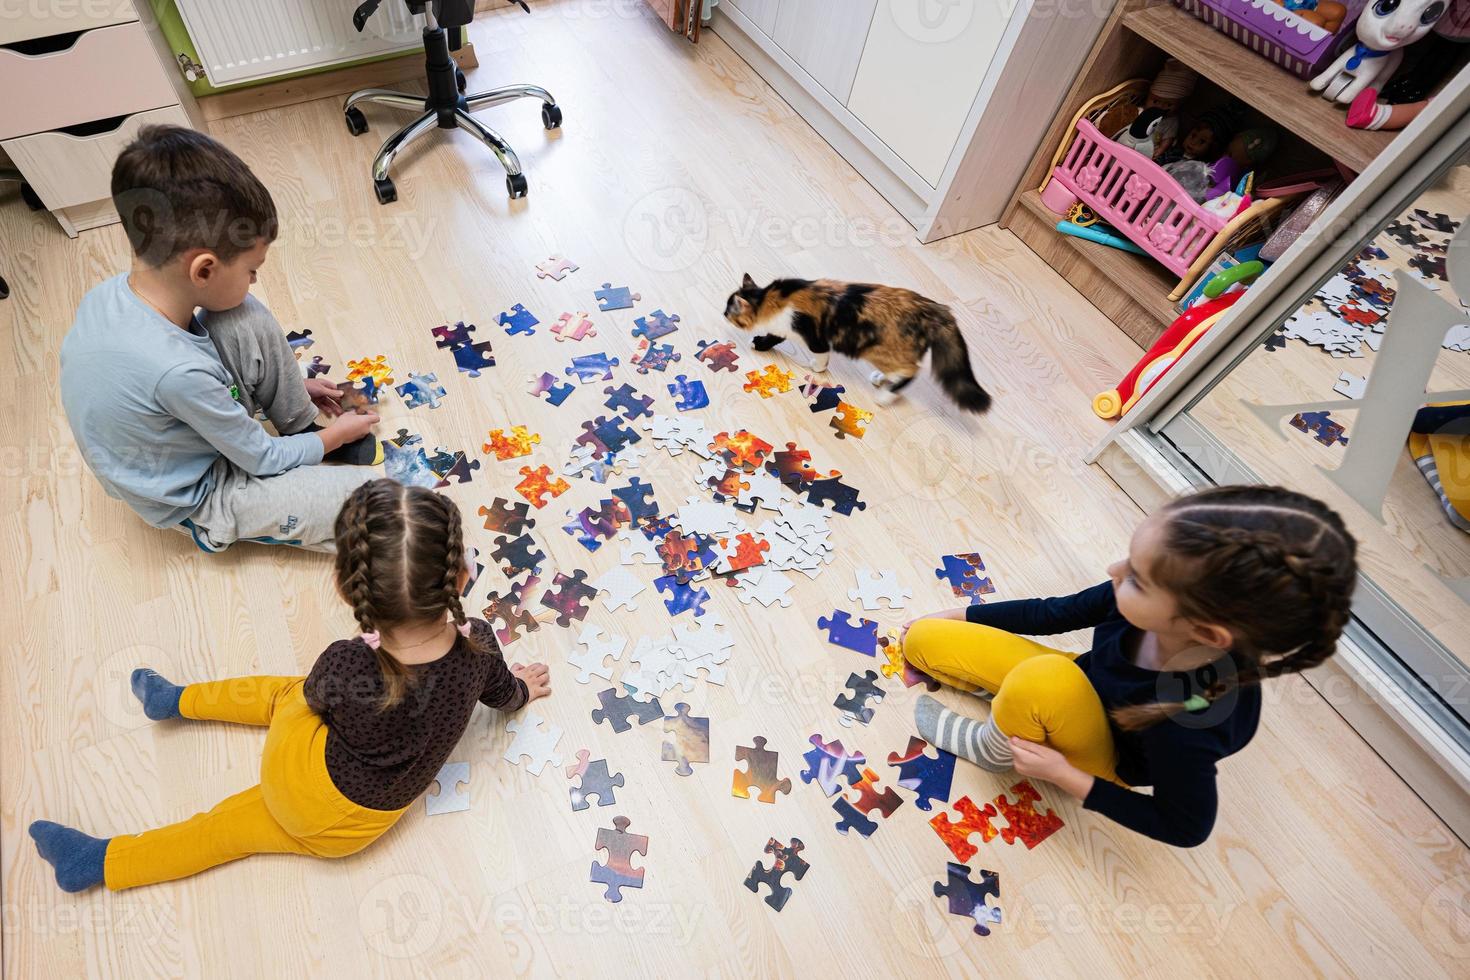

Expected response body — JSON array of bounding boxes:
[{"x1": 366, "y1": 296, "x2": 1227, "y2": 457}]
[
  {"x1": 1348, "y1": 0, "x2": 1470, "y2": 129},
  {"x1": 1114, "y1": 107, "x2": 1166, "y2": 155},
  {"x1": 1310, "y1": 0, "x2": 1449, "y2": 104}
]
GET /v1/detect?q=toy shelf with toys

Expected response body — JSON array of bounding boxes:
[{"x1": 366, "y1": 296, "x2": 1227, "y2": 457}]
[{"x1": 1001, "y1": 0, "x2": 1456, "y2": 349}]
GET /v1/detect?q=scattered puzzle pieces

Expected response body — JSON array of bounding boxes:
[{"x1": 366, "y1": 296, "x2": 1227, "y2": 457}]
[
  {"x1": 481, "y1": 575, "x2": 540, "y2": 646},
  {"x1": 744, "y1": 364, "x2": 795, "y2": 398},
  {"x1": 595, "y1": 282, "x2": 641, "y2": 312},
  {"x1": 503, "y1": 712, "x2": 563, "y2": 776},
  {"x1": 536, "y1": 254, "x2": 579, "y2": 281},
  {"x1": 569, "y1": 626, "x2": 627, "y2": 684},
  {"x1": 425, "y1": 761, "x2": 470, "y2": 815},
  {"x1": 499, "y1": 303, "x2": 539, "y2": 336},
  {"x1": 632, "y1": 309, "x2": 681, "y2": 342},
  {"x1": 483, "y1": 424, "x2": 541, "y2": 460},
  {"x1": 431, "y1": 320, "x2": 476, "y2": 349},
  {"x1": 829, "y1": 401, "x2": 873, "y2": 439},
  {"x1": 667, "y1": 374, "x2": 709, "y2": 411},
  {"x1": 396, "y1": 372, "x2": 447, "y2": 409},
  {"x1": 661, "y1": 702, "x2": 710, "y2": 776},
  {"x1": 589, "y1": 816, "x2": 647, "y2": 903},
  {"x1": 818, "y1": 610, "x2": 879, "y2": 656},
  {"x1": 695, "y1": 339, "x2": 740, "y2": 373},
  {"x1": 528, "y1": 371, "x2": 576, "y2": 406},
  {"x1": 552, "y1": 311, "x2": 598, "y2": 343},
  {"x1": 934, "y1": 863, "x2": 1002, "y2": 937},
  {"x1": 516, "y1": 464, "x2": 571, "y2": 508},
  {"x1": 589, "y1": 566, "x2": 646, "y2": 612},
  {"x1": 733, "y1": 736, "x2": 792, "y2": 803},
  {"x1": 834, "y1": 670, "x2": 884, "y2": 726},
  {"x1": 744, "y1": 838, "x2": 809, "y2": 912},
  {"x1": 479, "y1": 497, "x2": 535, "y2": 536},
  {"x1": 734, "y1": 566, "x2": 794, "y2": 608},
  {"x1": 570, "y1": 759, "x2": 625, "y2": 811}
]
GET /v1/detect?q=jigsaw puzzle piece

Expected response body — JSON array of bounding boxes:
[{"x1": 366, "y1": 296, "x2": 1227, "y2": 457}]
[
  {"x1": 590, "y1": 686, "x2": 664, "y2": 733},
  {"x1": 589, "y1": 816, "x2": 647, "y2": 903},
  {"x1": 536, "y1": 254, "x2": 579, "y2": 281},
  {"x1": 516, "y1": 465, "x2": 571, "y2": 508},
  {"x1": 667, "y1": 374, "x2": 709, "y2": 411},
  {"x1": 570, "y1": 759, "x2": 625, "y2": 811},
  {"x1": 817, "y1": 610, "x2": 880, "y2": 656},
  {"x1": 498, "y1": 302, "x2": 539, "y2": 335},
  {"x1": 885, "y1": 736, "x2": 956, "y2": 812},
  {"x1": 539, "y1": 570, "x2": 597, "y2": 627},
  {"x1": 528, "y1": 371, "x2": 576, "y2": 406},
  {"x1": 595, "y1": 282, "x2": 641, "y2": 312},
  {"x1": 829, "y1": 401, "x2": 873, "y2": 439},
  {"x1": 424, "y1": 761, "x2": 471, "y2": 815},
  {"x1": 661, "y1": 702, "x2": 710, "y2": 777},
  {"x1": 930, "y1": 796, "x2": 1000, "y2": 862},
  {"x1": 695, "y1": 338, "x2": 740, "y2": 373},
  {"x1": 743, "y1": 838, "x2": 808, "y2": 911},
  {"x1": 632, "y1": 309, "x2": 680, "y2": 342},
  {"x1": 503, "y1": 712, "x2": 563, "y2": 776},
  {"x1": 800, "y1": 734, "x2": 867, "y2": 797},
  {"x1": 993, "y1": 780, "x2": 1064, "y2": 849},
  {"x1": 934, "y1": 863, "x2": 1002, "y2": 937},
  {"x1": 833, "y1": 670, "x2": 884, "y2": 726},
  {"x1": 733, "y1": 736, "x2": 792, "y2": 803}
]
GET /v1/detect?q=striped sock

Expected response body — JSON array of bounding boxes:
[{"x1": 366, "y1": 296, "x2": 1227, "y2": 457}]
[{"x1": 914, "y1": 694, "x2": 1014, "y2": 773}]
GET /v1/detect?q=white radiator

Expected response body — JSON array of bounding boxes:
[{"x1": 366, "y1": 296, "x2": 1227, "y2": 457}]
[{"x1": 174, "y1": 0, "x2": 424, "y2": 88}]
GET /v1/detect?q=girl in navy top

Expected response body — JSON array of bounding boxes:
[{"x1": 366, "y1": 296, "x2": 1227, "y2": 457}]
[{"x1": 903, "y1": 485, "x2": 1357, "y2": 848}]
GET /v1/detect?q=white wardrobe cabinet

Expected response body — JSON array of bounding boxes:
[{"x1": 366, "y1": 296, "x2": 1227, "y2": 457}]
[{"x1": 713, "y1": 0, "x2": 1108, "y2": 241}]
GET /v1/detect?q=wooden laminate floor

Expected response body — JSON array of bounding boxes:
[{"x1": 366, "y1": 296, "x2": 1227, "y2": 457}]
[{"x1": 2, "y1": 4, "x2": 1468, "y2": 977}]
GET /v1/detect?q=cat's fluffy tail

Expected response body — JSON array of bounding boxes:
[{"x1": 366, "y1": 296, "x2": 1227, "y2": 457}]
[{"x1": 930, "y1": 313, "x2": 991, "y2": 413}]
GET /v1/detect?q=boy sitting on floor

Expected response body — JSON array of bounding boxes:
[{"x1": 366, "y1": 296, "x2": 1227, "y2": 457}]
[{"x1": 61, "y1": 125, "x2": 382, "y2": 553}]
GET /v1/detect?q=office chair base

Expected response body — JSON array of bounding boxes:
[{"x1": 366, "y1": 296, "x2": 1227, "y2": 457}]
[{"x1": 344, "y1": 83, "x2": 559, "y2": 204}]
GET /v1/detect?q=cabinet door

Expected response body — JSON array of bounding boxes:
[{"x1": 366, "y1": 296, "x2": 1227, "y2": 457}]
[
  {"x1": 772, "y1": 0, "x2": 878, "y2": 103},
  {"x1": 725, "y1": 0, "x2": 780, "y2": 36},
  {"x1": 846, "y1": 0, "x2": 1013, "y2": 187}
]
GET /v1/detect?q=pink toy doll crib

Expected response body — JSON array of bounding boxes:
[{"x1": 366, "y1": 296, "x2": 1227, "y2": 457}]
[{"x1": 1038, "y1": 80, "x2": 1288, "y2": 303}]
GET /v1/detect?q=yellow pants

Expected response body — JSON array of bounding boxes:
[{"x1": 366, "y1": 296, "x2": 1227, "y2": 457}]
[
  {"x1": 105, "y1": 676, "x2": 408, "y2": 891},
  {"x1": 903, "y1": 618, "x2": 1122, "y2": 783}
]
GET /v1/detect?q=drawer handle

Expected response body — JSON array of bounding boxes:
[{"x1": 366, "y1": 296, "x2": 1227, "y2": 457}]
[{"x1": 3, "y1": 30, "x2": 88, "y2": 57}]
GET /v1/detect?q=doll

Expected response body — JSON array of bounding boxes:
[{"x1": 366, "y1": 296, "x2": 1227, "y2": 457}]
[
  {"x1": 1207, "y1": 127, "x2": 1278, "y2": 200},
  {"x1": 1310, "y1": 0, "x2": 1449, "y2": 104},
  {"x1": 1140, "y1": 59, "x2": 1198, "y2": 159}
]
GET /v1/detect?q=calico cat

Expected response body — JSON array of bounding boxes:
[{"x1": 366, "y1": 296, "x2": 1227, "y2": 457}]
[{"x1": 723, "y1": 274, "x2": 990, "y2": 412}]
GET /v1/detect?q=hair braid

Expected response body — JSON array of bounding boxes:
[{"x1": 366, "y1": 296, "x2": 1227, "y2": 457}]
[{"x1": 1111, "y1": 485, "x2": 1359, "y2": 732}]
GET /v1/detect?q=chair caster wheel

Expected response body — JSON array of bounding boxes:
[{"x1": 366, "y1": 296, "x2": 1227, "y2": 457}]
[
  {"x1": 345, "y1": 107, "x2": 368, "y2": 136},
  {"x1": 20, "y1": 183, "x2": 43, "y2": 211},
  {"x1": 506, "y1": 173, "x2": 528, "y2": 199},
  {"x1": 541, "y1": 103, "x2": 563, "y2": 130},
  {"x1": 374, "y1": 177, "x2": 397, "y2": 205},
  {"x1": 456, "y1": 68, "x2": 467, "y2": 94}
]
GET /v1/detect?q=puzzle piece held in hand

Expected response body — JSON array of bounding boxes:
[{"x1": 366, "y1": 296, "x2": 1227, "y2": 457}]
[
  {"x1": 425, "y1": 761, "x2": 471, "y2": 815},
  {"x1": 744, "y1": 838, "x2": 809, "y2": 912},
  {"x1": 661, "y1": 702, "x2": 710, "y2": 776},
  {"x1": 536, "y1": 254, "x2": 579, "y2": 281},
  {"x1": 503, "y1": 712, "x2": 563, "y2": 776},
  {"x1": 499, "y1": 303, "x2": 539, "y2": 335},
  {"x1": 595, "y1": 282, "x2": 641, "y2": 312},
  {"x1": 590, "y1": 816, "x2": 647, "y2": 903},
  {"x1": 934, "y1": 863, "x2": 1002, "y2": 937},
  {"x1": 733, "y1": 736, "x2": 792, "y2": 803}
]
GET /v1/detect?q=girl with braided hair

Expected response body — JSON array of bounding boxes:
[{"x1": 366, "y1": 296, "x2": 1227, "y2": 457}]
[
  {"x1": 903, "y1": 485, "x2": 1357, "y2": 848},
  {"x1": 30, "y1": 480, "x2": 551, "y2": 892}
]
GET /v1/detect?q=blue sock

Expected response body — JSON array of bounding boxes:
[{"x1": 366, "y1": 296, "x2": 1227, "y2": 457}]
[
  {"x1": 131, "y1": 668, "x2": 184, "y2": 721},
  {"x1": 29, "y1": 821, "x2": 109, "y2": 893}
]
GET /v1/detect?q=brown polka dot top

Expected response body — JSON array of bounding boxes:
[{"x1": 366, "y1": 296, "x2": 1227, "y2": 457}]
[{"x1": 303, "y1": 618, "x2": 528, "y2": 811}]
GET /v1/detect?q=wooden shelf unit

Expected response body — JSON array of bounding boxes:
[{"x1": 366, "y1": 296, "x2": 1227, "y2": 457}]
[{"x1": 1002, "y1": 0, "x2": 1395, "y2": 347}]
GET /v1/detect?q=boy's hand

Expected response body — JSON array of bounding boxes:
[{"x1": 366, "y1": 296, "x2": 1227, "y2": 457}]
[
  {"x1": 512, "y1": 662, "x2": 551, "y2": 702},
  {"x1": 305, "y1": 377, "x2": 343, "y2": 417},
  {"x1": 317, "y1": 411, "x2": 379, "y2": 453}
]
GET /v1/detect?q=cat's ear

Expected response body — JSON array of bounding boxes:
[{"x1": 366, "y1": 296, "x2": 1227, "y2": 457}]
[{"x1": 742, "y1": 273, "x2": 758, "y2": 290}]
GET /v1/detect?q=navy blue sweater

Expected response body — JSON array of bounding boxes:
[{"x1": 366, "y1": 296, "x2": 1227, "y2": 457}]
[{"x1": 966, "y1": 582, "x2": 1260, "y2": 847}]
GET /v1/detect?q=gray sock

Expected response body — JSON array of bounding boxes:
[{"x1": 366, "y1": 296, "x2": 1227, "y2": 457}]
[{"x1": 914, "y1": 694, "x2": 1014, "y2": 773}]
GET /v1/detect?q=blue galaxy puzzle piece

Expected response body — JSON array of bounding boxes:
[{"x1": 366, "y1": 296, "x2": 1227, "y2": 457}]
[
  {"x1": 566, "y1": 353, "x2": 621, "y2": 384},
  {"x1": 886, "y1": 737, "x2": 956, "y2": 812},
  {"x1": 432, "y1": 320, "x2": 476, "y2": 349},
  {"x1": 631, "y1": 309, "x2": 680, "y2": 342},
  {"x1": 816, "y1": 610, "x2": 879, "y2": 656},
  {"x1": 499, "y1": 303, "x2": 539, "y2": 336},
  {"x1": 603, "y1": 383, "x2": 655, "y2": 420},
  {"x1": 832, "y1": 797, "x2": 879, "y2": 837},
  {"x1": 595, "y1": 282, "x2": 641, "y2": 312},
  {"x1": 529, "y1": 371, "x2": 575, "y2": 406},
  {"x1": 395, "y1": 372, "x2": 447, "y2": 409},
  {"x1": 451, "y1": 341, "x2": 496, "y2": 377},
  {"x1": 655, "y1": 574, "x2": 710, "y2": 617},
  {"x1": 667, "y1": 374, "x2": 709, "y2": 412},
  {"x1": 611, "y1": 478, "x2": 659, "y2": 524}
]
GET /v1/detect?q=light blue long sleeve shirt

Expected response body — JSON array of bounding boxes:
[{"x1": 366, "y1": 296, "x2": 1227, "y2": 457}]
[{"x1": 60, "y1": 275, "x2": 323, "y2": 527}]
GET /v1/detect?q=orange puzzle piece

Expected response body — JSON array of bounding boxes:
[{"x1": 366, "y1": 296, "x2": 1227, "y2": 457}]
[
  {"x1": 483, "y1": 425, "x2": 542, "y2": 461},
  {"x1": 743, "y1": 364, "x2": 795, "y2": 399},
  {"x1": 930, "y1": 795, "x2": 999, "y2": 862},
  {"x1": 516, "y1": 465, "x2": 570, "y2": 508},
  {"x1": 829, "y1": 401, "x2": 873, "y2": 440},
  {"x1": 346, "y1": 355, "x2": 394, "y2": 385},
  {"x1": 994, "y1": 780, "x2": 1064, "y2": 849},
  {"x1": 711, "y1": 430, "x2": 774, "y2": 471}
]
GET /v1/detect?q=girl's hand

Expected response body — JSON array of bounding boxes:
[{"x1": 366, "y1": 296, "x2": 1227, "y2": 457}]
[
  {"x1": 1010, "y1": 737, "x2": 1072, "y2": 784},
  {"x1": 512, "y1": 662, "x2": 551, "y2": 702},
  {"x1": 305, "y1": 377, "x2": 343, "y2": 416}
]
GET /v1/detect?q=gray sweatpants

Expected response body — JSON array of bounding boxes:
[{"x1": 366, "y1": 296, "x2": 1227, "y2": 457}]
[{"x1": 180, "y1": 296, "x2": 376, "y2": 554}]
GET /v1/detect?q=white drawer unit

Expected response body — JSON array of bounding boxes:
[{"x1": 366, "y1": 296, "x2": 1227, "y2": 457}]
[
  {"x1": 712, "y1": 0, "x2": 1108, "y2": 241},
  {"x1": 1, "y1": 4, "x2": 198, "y2": 237},
  {"x1": 2, "y1": 105, "x2": 191, "y2": 210},
  {"x1": 0, "y1": 0, "x2": 136, "y2": 46}
]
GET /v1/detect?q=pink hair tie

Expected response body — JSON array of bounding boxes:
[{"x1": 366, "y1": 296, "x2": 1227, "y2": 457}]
[
  {"x1": 359, "y1": 631, "x2": 382, "y2": 650},
  {"x1": 457, "y1": 621, "x2": 473, "y2": 638}
]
